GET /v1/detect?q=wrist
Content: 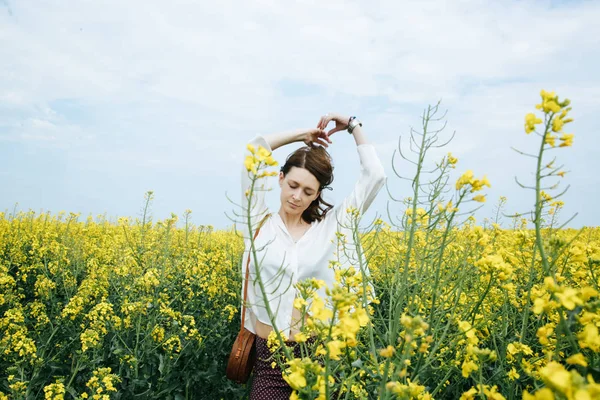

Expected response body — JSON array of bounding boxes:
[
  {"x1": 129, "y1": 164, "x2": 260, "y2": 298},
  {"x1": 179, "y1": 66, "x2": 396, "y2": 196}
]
[
  {"x1": 299, "y1": 128, "x2": 312, "y2": 143},
  {"x1": 335, "y1": 114, "x2": 350, "y2": 127},
  {"x1": 347, "y1": 116, "x2": 363, "y2": 134}
]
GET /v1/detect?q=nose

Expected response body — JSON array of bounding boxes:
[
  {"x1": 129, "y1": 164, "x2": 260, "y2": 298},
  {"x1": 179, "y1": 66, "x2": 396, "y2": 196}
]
[{"x1": 292, "y1": 189, "x2": 302, "y2": 201}]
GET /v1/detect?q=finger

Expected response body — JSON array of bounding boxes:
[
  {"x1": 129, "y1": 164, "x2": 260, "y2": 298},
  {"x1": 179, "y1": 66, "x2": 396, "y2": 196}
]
[
  {"x1": 315, "y1": 138, "x2": 329, "y2": 147},
  {"x1": 317, "y1": 117, "x2": 325, "y2": 129},
  {"x1": 320, "y1": 131, "x2": 332, "y2": 143},
  {"x1": 327, "y1": 126, "x2": 343, "y2": 136}
]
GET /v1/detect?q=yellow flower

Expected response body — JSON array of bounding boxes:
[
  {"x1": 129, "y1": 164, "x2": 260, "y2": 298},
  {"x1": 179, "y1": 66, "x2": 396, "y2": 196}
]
[
  {"x1": 461, "y1": 359, "x2": 478, "y2": 378},
  {"x1": 566, "y1": 353, "x2": 588, "y2": 367},
  {"x1": 523, "y1": 388, "x2": 555, "y2": 400},
  {"x1": 44, "y1": 381, "x2": 66, "y2": 400},
  {"x1": 552, "y1": 117, "x2": 564, "y2": 132},
  {"x1": 539, "y1": 361, "x2": 571, "y2": 394},
  {"x1": 354, "y1": 307, "x2": 369, "y2": 327},
  {"x1": 379, "y1": 345, "x2": 396, "y2": 358},
  {"x1": 338, "y1": 314, "x2": 360, "y2": 338},
  {"x1": 257, "y1": 171, "x2": 278, "y2": 178},
  {"x1": 293, "y1": 297, "x2": 307, "y2": 310},
  {"x1": 545, "y1": 134, "x2": 556, "y2": 147},
  {"x1": 244, "y1": 155, "x2": 257, "y2": 174},
  {"x1": 536, "y1": 90, "x2": 562, "y2": 113},
  {"x1": 283, "y1": 359, "x2": 307, "y2": 389},
  {"x1": 310, "y1": 297, "x2": 333, "y2": 322},
  {"x1": 525, "y1": 113, "x2": 543, "y2": 134},
  {"x1": 580, "y1": 286, "x2": 598, "y2": 301},
  {"x1": 473, "y1": 195, "x2": 486, "y2": 203},
  {"x1": 455, "y1": 170, "x2": 490, "y2": 193},
  {"x1": 555, "y1": 288, "x2": 583, "y2": 310},
  {"x1": 456, "y1": 170, "x2": 474, "y2": 190},
  {"x1": 267, "y1": 330, "x2": 286, "y2": 352},
  {"x1": 327, "y1": 340, "x2": 345, "y2": 360},
  {"x1": 447, "y1": 152, "x2": 458, "y2": 166},
  {"x1": 257, "y1": 146, "x2": 271, "y2": 162},
  {"x1": 294, "y1": 332, "x2": 308, "y2": 343},
  {"x1": 578, "y1": 324, "x2": 600, "y2": 352},
  {"x1": 537, "y1": 324, "x2": 555, "y2": 346},
  {"x1": 284, "y1": 370, "x2": 306, "y2": 390},
  {"x1": 264, "y1": 156, "x2": 278, "y2": 167},
  {"x1": 559, "y1": 133, "x2": 574, "y2": 147},
  {"x1": 507, "y1": 367, "x2": 520, "y2": 381},
  {"x1": 460, "y1": 387, "x2": 478, "y2": 400}
]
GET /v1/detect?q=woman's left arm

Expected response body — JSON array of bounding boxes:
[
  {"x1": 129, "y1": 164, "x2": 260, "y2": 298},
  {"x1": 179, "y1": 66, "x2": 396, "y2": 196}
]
[
  {"x1": 318, "y1": 113, "x2": 387, "y2": 216},
  {"x1": 348, "y1": 124, "x2": 368, "y2": 146}
]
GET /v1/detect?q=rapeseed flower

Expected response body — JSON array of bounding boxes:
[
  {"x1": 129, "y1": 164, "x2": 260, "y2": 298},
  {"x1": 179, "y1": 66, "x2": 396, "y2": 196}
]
[
  {"x1": 536, "y1": 90, "x2": 562, "y2": 113},
  {"x1": 525, "y1": 113, "x2": 543, "y2": 134},
  {"x1": 523, "y1": 388, "x2": 555, "y2": 400},
  {"x1": 559, "y1": 133, "x2": 574, "y2": 147},
  {"x1": 379, "y1": 345, "x2": 396, "y2": 358},
  {"x1": 566, "y1": 353, "x2": 588, "y2": 367},
  {"x1": 283, "y1": 358, "x2": 308, "y2": 389},
  {"x1": 447, "y1": 152, "x2": 458, "y2": 167},
  {"x1": 578, "y1": 324, "x2": 600, "y2": 352}
]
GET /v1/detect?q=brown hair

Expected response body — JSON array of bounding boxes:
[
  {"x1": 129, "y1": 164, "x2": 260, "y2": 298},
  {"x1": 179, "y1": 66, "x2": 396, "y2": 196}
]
[{"x1": 280, "y1": 145, "x2": 334, "y2": 223}]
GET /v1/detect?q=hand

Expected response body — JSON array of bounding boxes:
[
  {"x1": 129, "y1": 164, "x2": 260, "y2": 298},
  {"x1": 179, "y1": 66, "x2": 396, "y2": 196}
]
[
  {"x1": 317, "y1": 113, "x2": 350, "y2": 137},
  {"x1": 303, "y1": 128, "x2": 332, "y2": 148}
]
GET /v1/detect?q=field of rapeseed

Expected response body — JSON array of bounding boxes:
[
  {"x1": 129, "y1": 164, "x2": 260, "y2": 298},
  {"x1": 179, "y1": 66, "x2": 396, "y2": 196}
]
[{"x1": 1, "y1": 91, "x2": 599, "y2": 399}]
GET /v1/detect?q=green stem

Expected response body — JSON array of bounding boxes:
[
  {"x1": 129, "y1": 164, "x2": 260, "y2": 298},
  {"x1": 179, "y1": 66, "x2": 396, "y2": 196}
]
[
  {"x1": 245, "y1": 167, "x2": 293, "y2": 361},
  {"x1": 534, "y1": 117, "x2": 553, "y2": 275}
]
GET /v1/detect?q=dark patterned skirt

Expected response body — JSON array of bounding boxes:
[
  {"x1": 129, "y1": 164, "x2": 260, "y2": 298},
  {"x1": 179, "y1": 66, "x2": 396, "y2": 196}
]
[{"x1": 249, "y1": 335, "x2": 315, "y2": 399}]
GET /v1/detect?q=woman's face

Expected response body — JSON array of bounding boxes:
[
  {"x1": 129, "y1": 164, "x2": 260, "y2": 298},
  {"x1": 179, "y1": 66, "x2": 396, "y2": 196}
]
[{"x1": 279, "y1": 167, "x2": 320, "y2": 216}]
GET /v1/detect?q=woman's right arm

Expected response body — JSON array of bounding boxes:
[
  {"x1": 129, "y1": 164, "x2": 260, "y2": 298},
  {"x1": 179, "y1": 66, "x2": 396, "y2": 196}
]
[{"x1": 262, "y1": 128, "x2": 331, "y2": 151}]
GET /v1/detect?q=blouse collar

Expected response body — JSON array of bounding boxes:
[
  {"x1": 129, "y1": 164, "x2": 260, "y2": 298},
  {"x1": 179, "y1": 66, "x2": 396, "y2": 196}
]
[{"x1": 273, "y1": 212, "x2": 317, "y2": 244}]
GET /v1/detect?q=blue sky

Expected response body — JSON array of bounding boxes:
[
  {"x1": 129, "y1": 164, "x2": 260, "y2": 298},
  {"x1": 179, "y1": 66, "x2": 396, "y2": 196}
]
[{"x1": 1, "y1": 0, "x2": 599, "y2": 229}]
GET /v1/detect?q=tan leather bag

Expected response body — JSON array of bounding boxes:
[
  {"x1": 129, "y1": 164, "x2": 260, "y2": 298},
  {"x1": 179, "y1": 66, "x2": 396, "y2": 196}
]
[{"x1": 226, "y1": 214, "x2": 270, "y2": 384}]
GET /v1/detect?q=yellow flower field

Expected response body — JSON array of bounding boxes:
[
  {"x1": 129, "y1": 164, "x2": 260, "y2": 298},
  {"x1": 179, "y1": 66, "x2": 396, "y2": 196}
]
[{"x1": 1, "y1": 91, "x2": 598, "y2": 399}]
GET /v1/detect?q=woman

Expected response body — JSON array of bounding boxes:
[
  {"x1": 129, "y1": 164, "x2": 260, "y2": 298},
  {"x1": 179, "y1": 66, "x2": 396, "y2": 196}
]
[{"x1": 240, "y1": 113, "x2": 386, "y2": 399}]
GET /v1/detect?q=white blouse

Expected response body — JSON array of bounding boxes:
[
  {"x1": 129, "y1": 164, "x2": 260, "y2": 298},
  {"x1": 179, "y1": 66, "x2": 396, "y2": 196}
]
[{"x1": 240, "y1": 135, "x2": 387, "y2": 337}]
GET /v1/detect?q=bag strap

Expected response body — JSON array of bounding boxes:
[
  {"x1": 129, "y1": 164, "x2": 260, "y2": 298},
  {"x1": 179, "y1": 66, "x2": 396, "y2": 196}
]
[{"x1": 241, "y1": 213, "x2": 271, "y2": 330}]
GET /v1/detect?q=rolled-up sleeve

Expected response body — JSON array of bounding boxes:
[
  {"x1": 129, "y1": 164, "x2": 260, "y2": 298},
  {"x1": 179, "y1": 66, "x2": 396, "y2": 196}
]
[
  {"x1": 336, "y1": 144, "x2": 387, "y2": 219},
  {"x1": 241, "y1": 135, "x2": 272, "y2": 223}
]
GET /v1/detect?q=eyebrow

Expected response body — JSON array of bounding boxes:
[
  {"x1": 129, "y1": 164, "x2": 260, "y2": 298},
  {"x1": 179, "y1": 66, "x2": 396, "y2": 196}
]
[{"x1": 289, "y1": 179, "x2": 317, "y2": 192}]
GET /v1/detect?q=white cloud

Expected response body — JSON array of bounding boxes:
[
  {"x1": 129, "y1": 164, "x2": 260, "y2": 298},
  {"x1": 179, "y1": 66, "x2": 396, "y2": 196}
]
[{"x1": 1, "y1": 0, "x2": 599, "y2": 226}]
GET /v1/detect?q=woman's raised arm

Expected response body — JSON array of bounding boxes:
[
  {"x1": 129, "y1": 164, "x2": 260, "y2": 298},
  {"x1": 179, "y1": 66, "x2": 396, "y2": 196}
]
[
  {"x1": 262, "y1": 127, "x2": 331, "y2": 151},
  {"x1": 315, "y1": 113, "x2": 386, "y2": 216}
]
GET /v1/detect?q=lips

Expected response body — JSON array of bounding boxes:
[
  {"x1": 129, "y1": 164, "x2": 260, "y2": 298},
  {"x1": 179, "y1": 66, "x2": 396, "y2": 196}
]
[{"x1": 288, "y1": 202, "x2": 299, "y2": 209}]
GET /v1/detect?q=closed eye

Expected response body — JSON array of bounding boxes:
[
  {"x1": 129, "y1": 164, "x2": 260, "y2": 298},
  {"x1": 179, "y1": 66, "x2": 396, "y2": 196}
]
[{"x1": 289, "y1": 182, "x2": 314, "y2": 196}]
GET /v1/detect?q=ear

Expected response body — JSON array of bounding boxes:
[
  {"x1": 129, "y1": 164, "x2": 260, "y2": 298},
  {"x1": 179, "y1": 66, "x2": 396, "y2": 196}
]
[{"x1": 279, "y1": 171, "x2": 284, "y2": 186}]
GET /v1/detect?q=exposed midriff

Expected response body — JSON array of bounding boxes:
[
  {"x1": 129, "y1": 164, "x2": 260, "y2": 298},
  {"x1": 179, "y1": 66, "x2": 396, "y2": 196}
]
[{"x1": 255, "y1": 303, "x2": 308, "y2": 341}]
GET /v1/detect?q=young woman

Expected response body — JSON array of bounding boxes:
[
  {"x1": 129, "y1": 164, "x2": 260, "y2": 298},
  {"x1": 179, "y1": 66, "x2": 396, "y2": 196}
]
[{"x1": 240, "y1": 113, "x2": 387, "y2": 399}]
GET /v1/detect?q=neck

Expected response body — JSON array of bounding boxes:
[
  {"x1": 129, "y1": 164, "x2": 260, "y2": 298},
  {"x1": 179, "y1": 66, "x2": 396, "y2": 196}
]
[{"x1": 278, "y1": 208, "x2": 306, "y2": 228}]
